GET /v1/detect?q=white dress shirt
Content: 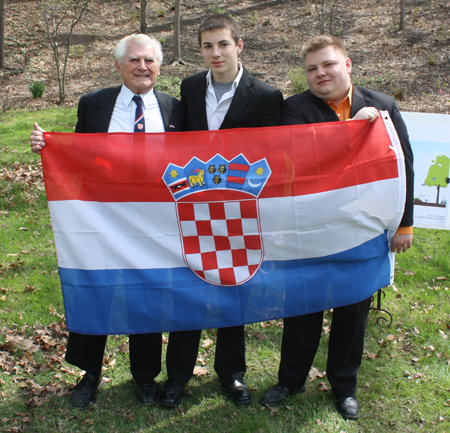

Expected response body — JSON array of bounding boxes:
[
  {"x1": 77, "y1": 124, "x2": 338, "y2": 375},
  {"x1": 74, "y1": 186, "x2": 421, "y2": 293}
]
[
  {"x1": 108, "y1": 84, "x2": 165, "y2": 133},
  {"x1": 205, "y1": 62, "x2": 244, "y2": 131}
]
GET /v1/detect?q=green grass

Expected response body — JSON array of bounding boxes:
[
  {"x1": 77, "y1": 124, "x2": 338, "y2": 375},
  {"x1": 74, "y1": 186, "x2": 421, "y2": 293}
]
[{"x1": 1, "y1": 109, "x2": 450, "y2": 432}]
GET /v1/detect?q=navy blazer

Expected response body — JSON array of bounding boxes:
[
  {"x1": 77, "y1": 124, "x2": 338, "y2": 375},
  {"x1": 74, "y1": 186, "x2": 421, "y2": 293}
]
[
  {"x1": 280, "y1": 87, "x2": 414, "y2": 227},
  {"x1": 75, "y1": 86, "x2": 185, "y2": 133},
  {"x1": 180, "y1": 67, "x2": 283, "y2": 131}
]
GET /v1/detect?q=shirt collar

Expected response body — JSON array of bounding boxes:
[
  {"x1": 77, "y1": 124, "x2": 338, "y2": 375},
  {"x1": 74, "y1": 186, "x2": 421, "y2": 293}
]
[
  {"x1": 205, "y1": 61, "x2": 244, "y2": 90},
  {"x1": 324, "y1": 83, "x2": 353, "y2": 109},
  {"x1": 120, "y1": 83, "x2": 156, "y2": 107}
]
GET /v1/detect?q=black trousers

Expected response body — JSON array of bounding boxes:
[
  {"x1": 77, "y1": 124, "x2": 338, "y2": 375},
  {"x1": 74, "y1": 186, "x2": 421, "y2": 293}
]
[
  {"x1": 278, "y1": 297, "x2": 372, "y2": 398},
  {"x1": 65, "y1": 331, "x2": 162, "y2": 383},
  {"x1": 166, "y1": 325, "x2": 246, "y2": 384}
]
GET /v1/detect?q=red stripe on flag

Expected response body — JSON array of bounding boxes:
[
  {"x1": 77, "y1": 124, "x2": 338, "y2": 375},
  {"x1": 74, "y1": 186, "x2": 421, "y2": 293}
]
[
  {"x1": 42, "y1": 119, "x2": 399, "y2": 203},
  {"x1": 227, "y1": 176, "x2": 246, "y2": 185},
  {"x1": 229, "y1": 163, "x2": 250, "y2": 172}
]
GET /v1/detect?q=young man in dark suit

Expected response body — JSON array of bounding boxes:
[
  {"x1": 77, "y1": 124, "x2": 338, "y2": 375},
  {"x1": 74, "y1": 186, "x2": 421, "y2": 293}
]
[
  {"x1": 259, "y1": 35, "x2": 414, "y2": 420},
  {"x1": 30, "y1": 34, "x2": 184, "y2": 409},
  {"x1": 158, "y1": 14, "x2": 283, "y2": 408}
]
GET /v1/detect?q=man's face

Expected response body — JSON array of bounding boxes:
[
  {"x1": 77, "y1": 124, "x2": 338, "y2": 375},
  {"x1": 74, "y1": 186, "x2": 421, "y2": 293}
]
[
  {"x1": 199, "y1": 28, "x2": 243, "y2": 83},
  {"x1": 304, "y1": 45, "x2": 352, "y2": 103},
  {"x1": 116, "y1": 41, "x2": 160, "y2": 94}
]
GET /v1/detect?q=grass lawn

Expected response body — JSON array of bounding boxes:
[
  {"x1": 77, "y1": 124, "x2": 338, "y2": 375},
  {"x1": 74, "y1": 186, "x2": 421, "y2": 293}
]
[{"x1": 1, "y1": 108, "x2": 449, "y2": 432}]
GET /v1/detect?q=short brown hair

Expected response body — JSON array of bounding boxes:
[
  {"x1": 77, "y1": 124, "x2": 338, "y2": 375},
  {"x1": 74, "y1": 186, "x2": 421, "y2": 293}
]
[
  {"x1": 198, "y1": 14, "x2": 241, "y2": 46},
  {"x1": 301, "y1": 35, "x2": 348, "y2": 62}
]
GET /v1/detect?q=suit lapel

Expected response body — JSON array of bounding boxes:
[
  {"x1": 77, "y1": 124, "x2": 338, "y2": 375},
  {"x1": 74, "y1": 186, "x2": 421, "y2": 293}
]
[
  {"x1": 154, "y1": 91, "x2": 171, "y2": 131},
  {"x1": 95, "y1": 87, "x2": 120, "y2": 132},
  {"x1": 350, "y1": 86, "x2": 371, "y2": 117},
  {"x1": 192, "y1": 74, "x2": 208, "y2": 130},
  {"x1": 309, "y1": 91, "x2": 340, "y2": 122},
  {"x1": 220, "y1": 68, "x2": 254, "y2": 130}
]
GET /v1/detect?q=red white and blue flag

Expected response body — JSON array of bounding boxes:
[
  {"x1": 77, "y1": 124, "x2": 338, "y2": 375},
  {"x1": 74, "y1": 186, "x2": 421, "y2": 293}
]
[{"x1": 41, "y1": 114, "x2": 406, "y2": 335}]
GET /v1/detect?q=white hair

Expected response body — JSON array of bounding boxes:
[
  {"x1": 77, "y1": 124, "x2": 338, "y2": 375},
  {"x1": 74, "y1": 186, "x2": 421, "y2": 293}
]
[{"x1": 114, "y1": 34, "x2": 163, "y2": 65}]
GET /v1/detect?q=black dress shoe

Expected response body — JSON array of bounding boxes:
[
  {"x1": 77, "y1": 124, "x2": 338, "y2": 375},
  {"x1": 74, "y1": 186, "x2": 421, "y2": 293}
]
[
  {"x1": 71, "y1": 373, "x2": 105, "y2": 409},
  {"x1": 134, "y1": 379, "x2": 159, "y2": 406},
  {"x1": 259, "y1": 383, "x2": 306, "y2": 407},
  {"x1": 336, "y1": 396, "x2": 360, "y2": 420},
  {"x1": 158, "y1": 379, "x2": 184, "y2": 408},
  {"x1": 220, "y1": 378, "x2": 252, "y2": 405}
]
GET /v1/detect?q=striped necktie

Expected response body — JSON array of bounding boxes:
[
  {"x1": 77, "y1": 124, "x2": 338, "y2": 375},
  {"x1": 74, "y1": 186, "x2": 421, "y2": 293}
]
[{"x1": 132, "y1": 95, "x2": 145, "y2": 132}]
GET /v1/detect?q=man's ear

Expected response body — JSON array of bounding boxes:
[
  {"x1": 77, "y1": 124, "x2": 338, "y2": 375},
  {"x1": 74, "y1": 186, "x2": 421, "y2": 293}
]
[
  {"x1": 115, "y1": 60, "x2": 122, "y2": 75},
  {"x1": 237, "y1": 38, "x2": 244, "y2": 54},
  {"x1": 346, "y1": 57, "x2": 352, "y2": 74}
]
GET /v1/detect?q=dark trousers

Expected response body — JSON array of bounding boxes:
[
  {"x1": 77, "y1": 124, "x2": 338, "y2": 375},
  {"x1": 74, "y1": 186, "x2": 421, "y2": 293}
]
[
  {"x1": 65, "y1": 331, "x2": 162, "y2": 383},
  {"x1": 166, "y1": 325, "x2": 246, "y2": 384},
  {"x1": 278, "y1": 297, "x2": 372, "y2": 398}
]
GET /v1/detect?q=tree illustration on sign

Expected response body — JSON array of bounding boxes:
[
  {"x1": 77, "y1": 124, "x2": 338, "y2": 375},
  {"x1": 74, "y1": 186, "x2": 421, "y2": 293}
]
[{"x1": 424, "y1": 155, "x2": 450, "y2": 204}]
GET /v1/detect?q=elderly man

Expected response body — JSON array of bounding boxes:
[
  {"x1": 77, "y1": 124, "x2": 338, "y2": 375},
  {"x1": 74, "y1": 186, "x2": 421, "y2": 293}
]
[
  {"x1": 30, "y1": 34, "x2": 184, "y2": 409},
  {"x1": 259, "y1": 35, "x2": 414, "y2": 420}
]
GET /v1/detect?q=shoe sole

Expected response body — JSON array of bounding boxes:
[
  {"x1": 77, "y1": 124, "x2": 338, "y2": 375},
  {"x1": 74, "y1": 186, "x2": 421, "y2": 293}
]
[
  {"x1": 71, "y1": 378, "x2": 106, "y2": 409},
  {"x1": 229, "y1": 396, "x2": 253, "y2": 405},
  {"x1": 136, "y1": 397, "x2": 158, "y2": 406},
  {"x1": 259, "y1": 385, "x2": 306, "y2": 407},
  {"x1": 158, "y1": 399, "x2": 181, "y2": 408}
]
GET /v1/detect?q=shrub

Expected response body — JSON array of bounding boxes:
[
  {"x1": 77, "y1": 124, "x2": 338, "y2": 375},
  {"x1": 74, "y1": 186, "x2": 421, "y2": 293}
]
[
  {"x1": 28, "y1": 81, "x2": 47, "y2": 99},
  {"x1": 287, "y1": 66, "x2": 308, "y2": 94}
]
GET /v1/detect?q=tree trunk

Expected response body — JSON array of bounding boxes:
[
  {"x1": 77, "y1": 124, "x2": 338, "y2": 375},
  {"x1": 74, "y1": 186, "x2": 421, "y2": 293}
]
[
  {"x1": 140, "y1": 0, "x2": 147, "y2": 34},
  {"x1": 399, "y1": 0, "x2": 405, "y2": 30},
  {"x1": 171, "y1": 0, "x2": 181, "y2": 63},
  {"x1": 0, "y1": 0, "x2": 5, "y2": 68}
]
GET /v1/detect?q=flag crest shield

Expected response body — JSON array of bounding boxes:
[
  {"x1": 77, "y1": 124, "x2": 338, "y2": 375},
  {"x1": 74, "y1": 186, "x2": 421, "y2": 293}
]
[{"x1": 163, "y1": 154, "x2": 271, "y2": 286}]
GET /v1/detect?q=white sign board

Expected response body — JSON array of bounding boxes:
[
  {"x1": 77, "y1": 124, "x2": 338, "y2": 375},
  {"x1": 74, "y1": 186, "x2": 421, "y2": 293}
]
[{"x1": 402, "y1": 112, "x2": 450, "y2": 230}]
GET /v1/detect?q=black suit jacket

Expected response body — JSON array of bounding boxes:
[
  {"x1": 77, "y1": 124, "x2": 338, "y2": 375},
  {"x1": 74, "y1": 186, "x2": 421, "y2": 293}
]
[
  {"x1": 180, "y1": 67, "x2": 283, "y2": 131},
  {"x1": 65, "y1": 85, "x2": 184, "y2": 373},
  {"x1": 280, "y1": 87, "x2": 414, "y2": 227},
  {"x1": 75, "y1": 86, "x2": 185, "y2": 133}
]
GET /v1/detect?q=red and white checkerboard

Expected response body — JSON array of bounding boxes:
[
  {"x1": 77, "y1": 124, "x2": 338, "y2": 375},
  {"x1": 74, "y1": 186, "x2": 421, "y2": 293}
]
[{"x1": 177, "y1": 199, "x2": 264, "y2": 286}]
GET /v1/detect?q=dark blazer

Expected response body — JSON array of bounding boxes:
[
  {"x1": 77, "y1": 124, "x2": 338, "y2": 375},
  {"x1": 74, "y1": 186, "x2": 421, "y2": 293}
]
[
  {"x1": 180, "y1": 67, "x2": 283, "y2": 131},
  {"x1": 65, "y1": 85, "x2": 184, "y2": 379},
  {"x1": 75, "y1": 86, "x2": 185, "y2": 133},
  {"x1": 280, "y1": 87, "x2": 414, "y2": 227},
  {"x1": 166, "y1": 66, "x2": 283, "y2": 383}
]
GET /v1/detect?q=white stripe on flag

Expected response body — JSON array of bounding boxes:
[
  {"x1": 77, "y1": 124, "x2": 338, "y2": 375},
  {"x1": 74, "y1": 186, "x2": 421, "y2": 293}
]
[{"x1": 49, "y1": 177, "x2": 402, "y2": 271}]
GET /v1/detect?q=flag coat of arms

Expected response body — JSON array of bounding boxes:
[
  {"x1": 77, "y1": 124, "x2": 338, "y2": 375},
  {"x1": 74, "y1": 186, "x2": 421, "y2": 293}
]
[{"x1": 41, "y1": 114, "x2": 406, "y2": 335}]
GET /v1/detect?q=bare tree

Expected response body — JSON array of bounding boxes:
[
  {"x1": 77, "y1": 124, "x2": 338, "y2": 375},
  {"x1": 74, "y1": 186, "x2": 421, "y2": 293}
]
[
  {"x1": 312, "y1": 0, "x2": 341, "y2": 35},
  {"x1": 38, "y1": 0, "x2": 89, "y2": 103},
  {"x1": 140, "y1": 0, "x2": 148, "y2": 34},
  {"x1": 171, "y1": 0, "x2": 181, "y2": 64},
  {"x1": 170, "y1": 0, "x2": 192, "y2": 66},
  {"x1": 399, "y1": 0, "x2": 405, "y2": 30},
  {"x1": 0, "y1": 0, "x2": 5, "y2": 69}
]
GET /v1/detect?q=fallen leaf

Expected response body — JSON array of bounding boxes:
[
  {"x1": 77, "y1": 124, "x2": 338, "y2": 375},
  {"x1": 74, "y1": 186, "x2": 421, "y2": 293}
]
[
  {"x1": 309, "y1": 367, "x2": 326, "y2": 381},
  {"x1": 387, "y1": 334, "x2": 396, "y2": 341},
  {"x1": 193, "y1": 366, "x2": 209, "y2": 376},
  {"x1": 317, "y1": 381, "x2": 330, "y2": 392},
  {"x1": 202, "y1": 338, "x2": 213, "y2": 348}
]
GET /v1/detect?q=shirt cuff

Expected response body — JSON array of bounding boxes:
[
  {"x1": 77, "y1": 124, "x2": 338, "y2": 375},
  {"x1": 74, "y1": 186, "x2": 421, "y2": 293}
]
[{"x1": 396, "y1": 226, "x2": 413, "y2": 235}]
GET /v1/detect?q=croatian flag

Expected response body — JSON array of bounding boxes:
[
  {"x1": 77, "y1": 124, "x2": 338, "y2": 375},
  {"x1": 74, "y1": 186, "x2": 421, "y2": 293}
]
[{"x1": 41, "y1": 113, "x2": 405, "y2": 335}]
